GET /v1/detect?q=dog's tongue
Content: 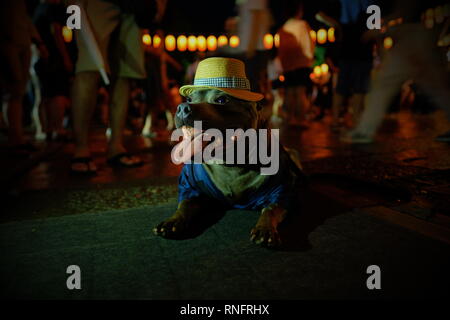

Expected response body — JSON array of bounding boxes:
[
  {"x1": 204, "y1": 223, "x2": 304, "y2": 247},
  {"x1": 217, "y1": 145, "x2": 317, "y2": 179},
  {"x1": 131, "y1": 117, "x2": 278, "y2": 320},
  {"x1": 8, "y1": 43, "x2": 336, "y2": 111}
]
[{"x1": 172, "y1": 126, "x2": 207, "y2": 164}]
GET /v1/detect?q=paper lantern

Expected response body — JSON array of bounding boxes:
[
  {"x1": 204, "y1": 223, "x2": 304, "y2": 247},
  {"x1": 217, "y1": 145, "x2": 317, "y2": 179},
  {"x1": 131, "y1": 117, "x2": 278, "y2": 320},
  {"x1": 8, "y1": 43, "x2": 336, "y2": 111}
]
[
  {"x1": 229, "y1": 35, "x2": 240, "y2": 48},
  {"x1": 320, "y1": 63, "x2": 329, "y2": 74},
  {"x1": 165, "y1": 35, "x2": 176, "y2": 51},
  {"x1": 62, "y1": 26, "x2": 73, "y2": 43},
  {"x1": 317, "y1": 29, "x2": 327, "y2": 44},
  {"x1": 218, "y1": 35, "x2": 228, "y2": 47},
  {"x1": 207, "y1": 35, "x2": 217, "y2": 51},
  {"x1": 263, "y1": 33, "x2": 273, "y2": 50},
  {"x1": 274, "y1": 33, "x2": 280, "y2": 48},
  {"x1": 142, "y1": 33, "x2": 151, "y2": 46},
  {"x1": 177, "y1": 35, "x2": 187, "y2": 51},
  {"x1": 309, "y1": 30, "x2": 316, "y2": 43},
  {"x1": 187, "y1": 35, "x2": 197, "y2": 51},
  {"x1": 383, "y1": 37, "x2": 393, "y2": 49},
  {"x1": 153, "y1": 35, "x2": 162, "y2": 48},
  {"x1": 197, "y1": 35, "x2": 207, "y2": 51},
  {"x1": 327, "y1": 28, "x2": 335, "y2": 43},
  {"x1": 313, "y1": 66, "x2": 322, "y2": 77},
  {"x1": 278, "y1": 75, "x2": 285, "y2": 82}
]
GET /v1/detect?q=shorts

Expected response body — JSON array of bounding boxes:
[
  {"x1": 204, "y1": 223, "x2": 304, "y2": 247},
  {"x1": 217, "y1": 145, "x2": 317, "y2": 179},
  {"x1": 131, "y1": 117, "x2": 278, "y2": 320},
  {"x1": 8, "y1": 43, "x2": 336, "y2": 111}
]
[
  {"x1": 75, "y1": 0, "x2": 146, "y2": 79},
  {"x1": 283, "y1": 67, "x2": 311, "y2": 88},
  {"x1": 336, "y1": 59, "x2": 372, "y2": 95}
]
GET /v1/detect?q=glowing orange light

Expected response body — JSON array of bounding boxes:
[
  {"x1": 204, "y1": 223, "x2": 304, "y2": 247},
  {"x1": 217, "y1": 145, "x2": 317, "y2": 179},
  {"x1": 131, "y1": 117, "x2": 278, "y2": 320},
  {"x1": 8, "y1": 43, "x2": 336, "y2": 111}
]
[
  {"x1": 197, "y1": 35, "x2": 207, "y2": 51},
  {"x1": 165, "y1": 35, "x2": 176, "y2": 51},
  {"x1": 177, "y1": 35, "x2": 187, "y2": 51},
  {"x1": 313, "y1": 66, "x2": 322, "y2": 77},
  {"x1": 317, "y1": 29, "x2": 327, "y2": 44},
  {"x1": 274, "y1": 33, "x2": 280, "y2": 48},
  {"x1": 327, "y1": 28, "x2": 335, "y2": 43},
  {"x1": 142, "y1": 33, "x2": 151, "y2": 46},
  {"x1": 278, "y1": 75, "x2": 285, "y2": 82},
  {"x1": 320, "y1": 63, "x2": 329, "y2": 74},
  {"x1": 263, "y1": 33, "x2": 273, "y2": 50},
  {"x1": 383, "y1": 37, "x2": 393, "y2": 49},
  {"x1": 309, "y1": 30, "x2": 316, "y2": 43},
  {"x1": 62, "y1": 26, "x2": 73, "y2": 43},
  {"x1": 207, "y1": 35, "x2": 217, "y2": 51},
  {"x1": 187, "y1": 36, "x2": 197, "y2": 51},
  {"x1": 218, "y1": 35, "x2": 228, "y2": 47},
  {"x1": 229, "y1": 35, "x2": 240, "y2": 48},
  {"x1": 153, "y1": 35, "x2": 162, "y2": 48}
]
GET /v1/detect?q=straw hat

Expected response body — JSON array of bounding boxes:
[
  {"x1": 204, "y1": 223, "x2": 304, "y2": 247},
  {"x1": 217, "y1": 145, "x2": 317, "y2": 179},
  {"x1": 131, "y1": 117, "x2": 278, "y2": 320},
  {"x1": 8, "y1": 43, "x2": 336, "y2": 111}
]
[{"x1": 179, "y1": 57, "x2": 264, "y2": 102}]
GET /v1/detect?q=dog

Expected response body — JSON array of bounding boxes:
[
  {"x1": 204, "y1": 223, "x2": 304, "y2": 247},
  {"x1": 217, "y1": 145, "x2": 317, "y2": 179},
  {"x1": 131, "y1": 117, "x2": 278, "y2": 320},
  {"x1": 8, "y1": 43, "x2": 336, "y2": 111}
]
[{"x1": 153, "y1": 57, "x2": 303, "y2": 248}]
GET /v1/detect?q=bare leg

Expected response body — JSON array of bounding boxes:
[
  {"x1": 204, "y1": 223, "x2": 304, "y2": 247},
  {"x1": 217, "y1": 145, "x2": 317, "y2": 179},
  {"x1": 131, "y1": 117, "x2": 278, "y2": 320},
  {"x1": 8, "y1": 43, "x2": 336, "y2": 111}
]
[
  {"x1": 107, "y1": 77, "x2": 141, "y2": 165},
  {"x1": 71, "y1": 71, "x2": 99, "y2": 172}
]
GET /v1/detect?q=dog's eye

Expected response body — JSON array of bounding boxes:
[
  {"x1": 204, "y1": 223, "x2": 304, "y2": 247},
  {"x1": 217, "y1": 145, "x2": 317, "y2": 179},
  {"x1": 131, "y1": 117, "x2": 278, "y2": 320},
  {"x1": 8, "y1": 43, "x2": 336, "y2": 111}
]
[
  {"x1": 214, "y1": 96, "x2": 228, "y2": 105},
  {"x1": 186, "y1": 96, "x2": 192, "y2": 103}
]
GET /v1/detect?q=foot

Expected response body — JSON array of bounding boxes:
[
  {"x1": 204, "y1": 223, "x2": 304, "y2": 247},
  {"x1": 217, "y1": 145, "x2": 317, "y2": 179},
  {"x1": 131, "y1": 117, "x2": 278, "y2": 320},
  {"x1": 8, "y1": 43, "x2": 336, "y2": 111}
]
[
  {"x1": 71, "y1": 157, "x2": 97, "y2": 174},
  {"x1": 340, "y1": 130, "x2": 374, "y2": 144},
  {"x1": 435, "y1": 130, "x2": 450, "y2": 142},
  {"x1": 107, "y1": 152, "x2": 143, "y2": 168},
  {"x1": 250, "y1": 204, "x2": 287, "y2": 248}
]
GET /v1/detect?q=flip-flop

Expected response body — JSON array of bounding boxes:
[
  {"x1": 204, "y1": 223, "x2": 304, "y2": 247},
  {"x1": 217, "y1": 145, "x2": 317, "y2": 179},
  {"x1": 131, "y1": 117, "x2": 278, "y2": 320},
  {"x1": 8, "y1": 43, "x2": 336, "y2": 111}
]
[
  {"x1": 106, "y1": 152, "x2": 143, "y2": 168},
  {"x1": 71, "y1": 157, "x2": 97, "y2": 174}
]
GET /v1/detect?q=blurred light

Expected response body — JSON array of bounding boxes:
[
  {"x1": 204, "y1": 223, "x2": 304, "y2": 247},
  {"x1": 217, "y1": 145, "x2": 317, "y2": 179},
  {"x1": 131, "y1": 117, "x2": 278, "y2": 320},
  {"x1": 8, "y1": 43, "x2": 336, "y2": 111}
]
[
  {"x1": 229, "y1": 35, "x2": 240, "y2": 48},
  {"x1": 197, "y1": 35, "x2": 207, "y2": 51},
  {"x1": 142, "y1": 33, "x2": 151, "y2": 46},
  {"x1": 383, "y1": 36, "x2": 393, "y2": 49},
  {"x1": 320, "y1": 63, "x2": 329, "y2": 74},
  {"x1": 444, "y1": 4, "x2": 450, "y2": 17},
  {"x1": 317, "y1": 28, "x2": 327, "y2": 44},
  {"x1": 327, "y1": 28, "x2": 335, "y2": 43},
  {"x1": 153, "y1": 35, "x2": 162, "y2": 48},
  {"x1": 165, "y1": 35, "x2": 176, "y2": 51},
  {"x1": 62, "y1": 26, "x2": 72, "y2": 43},
  {"x1": 177, "y1": 35, "x2": 187, "y2": 51},
  {"x1": 313, "y1": 66, "x2": 322, "y2": 77},
  {"x1": 218, "y1": 35, "x2": 228, "y2": 47},
  {"x1": 425, "y1": 18, "x2": 434, "y2": 29},
  {"x1": 188, "y1": 35, "x2": 197, "y2": 51},
  {"x1": 425, "y1": 8, "x2": 434, "y2": 19},
  {"x1": 263, "y1": 33, "x2": 273, "y2": 50},
  {"x1": 278, "y1": 75, "x2": 285, "y2": 82},
  {"x1": 274, "y1": 33, "x2": 280, "y2": 48},
  {"x1": 207, "y1": 35, "x2": 217, "y2": 51},
  {"x1": 310, "y1": 30, "x2": 316, "y2": 43},
  {"x1": 435, "y1": 6, "x2": 444, "y2": 23}
]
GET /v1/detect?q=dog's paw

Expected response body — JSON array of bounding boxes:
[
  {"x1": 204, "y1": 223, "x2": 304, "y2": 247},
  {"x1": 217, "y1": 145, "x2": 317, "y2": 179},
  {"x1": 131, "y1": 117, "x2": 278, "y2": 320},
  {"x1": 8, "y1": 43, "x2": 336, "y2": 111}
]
[
  {"x1": 250, "y1": 226, "x2": 281, "y2": 248},
  {"x1": 153, "y1": 217, "x2": 188, "y2": 238}
]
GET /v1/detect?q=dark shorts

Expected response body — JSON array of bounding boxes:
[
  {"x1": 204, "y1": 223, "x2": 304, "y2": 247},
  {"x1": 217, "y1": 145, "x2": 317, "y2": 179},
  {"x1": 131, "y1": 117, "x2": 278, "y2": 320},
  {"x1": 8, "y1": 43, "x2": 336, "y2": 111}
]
[
  {"x1": 283, "y1": 67, "x2": 311, "y2": 88},
  {"x1": 336, "y1": 59, "x2": 372, "y2": 95}
]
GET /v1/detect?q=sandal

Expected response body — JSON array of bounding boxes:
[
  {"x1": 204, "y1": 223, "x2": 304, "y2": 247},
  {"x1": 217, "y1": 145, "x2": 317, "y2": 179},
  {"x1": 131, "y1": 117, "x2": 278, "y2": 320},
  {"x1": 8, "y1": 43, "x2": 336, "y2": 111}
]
[
  {"x1": 71, "y1": 157, "x2": 97, "y2": 174},
  {"x1": 106, "y1": 152, "x2": 143, "y2": 168}
]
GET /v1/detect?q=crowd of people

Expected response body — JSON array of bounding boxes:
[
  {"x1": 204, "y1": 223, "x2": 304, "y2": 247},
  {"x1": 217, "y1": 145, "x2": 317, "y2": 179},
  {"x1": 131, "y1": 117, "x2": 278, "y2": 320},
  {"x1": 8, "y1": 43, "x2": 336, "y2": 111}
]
[{"x1": 1, "y1": 0, "x2": 449, "y2": 174}]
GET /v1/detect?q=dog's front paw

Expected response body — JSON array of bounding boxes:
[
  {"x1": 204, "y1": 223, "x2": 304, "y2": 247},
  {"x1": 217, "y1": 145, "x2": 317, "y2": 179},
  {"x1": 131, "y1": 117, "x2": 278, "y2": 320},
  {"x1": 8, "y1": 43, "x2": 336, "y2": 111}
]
[
  {"x1": 250, "y1": 226, "x2": 281, "y2": 248},
  {"x1": 153, "y1": 216, "x2": 189, "y2": 238}
]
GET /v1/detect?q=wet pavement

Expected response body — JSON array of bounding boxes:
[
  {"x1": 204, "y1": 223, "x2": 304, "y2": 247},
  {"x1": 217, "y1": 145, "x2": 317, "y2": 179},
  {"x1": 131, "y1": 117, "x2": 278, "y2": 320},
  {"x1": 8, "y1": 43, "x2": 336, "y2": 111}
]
[{"x1": 1, "y1": 109, "x2": 450, "y2": 299}]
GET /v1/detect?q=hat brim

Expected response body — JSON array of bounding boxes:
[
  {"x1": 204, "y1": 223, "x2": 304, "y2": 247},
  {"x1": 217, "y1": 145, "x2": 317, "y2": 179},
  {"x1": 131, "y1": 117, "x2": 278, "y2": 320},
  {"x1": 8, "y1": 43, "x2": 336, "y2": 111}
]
[{"x1": 179, "y1": 85, "x2": 264, "y2": 102}]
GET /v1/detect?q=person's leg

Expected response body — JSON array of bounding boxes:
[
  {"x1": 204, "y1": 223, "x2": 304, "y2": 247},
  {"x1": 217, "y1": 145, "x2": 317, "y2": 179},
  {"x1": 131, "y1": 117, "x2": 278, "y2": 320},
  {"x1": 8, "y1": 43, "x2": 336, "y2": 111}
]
[
  {"x1": 49, "y1": 95, "x2": 69, "y2": 137},
  {"x1": 350, "y1": 93, "x2": 365, "y2": 127},
  {"x1": 331, "y1": 93, "x2": 345, "y2": 127},
  {"x1": 71, "y1": 71, "x2": 99, "y2": 158},
  {"x1": 296, "y1": 85, "x2": 309, "y2": 124},
  {"x1": 108, "y1": 76, "x2": 129, "y2": 156}
]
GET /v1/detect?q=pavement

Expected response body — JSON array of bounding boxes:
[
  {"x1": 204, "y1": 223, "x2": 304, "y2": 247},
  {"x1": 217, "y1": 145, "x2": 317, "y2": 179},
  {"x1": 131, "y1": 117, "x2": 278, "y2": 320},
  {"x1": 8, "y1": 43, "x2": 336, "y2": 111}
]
[{"x1": 1, "y1": 110, "x2": 450, "y2": 299}]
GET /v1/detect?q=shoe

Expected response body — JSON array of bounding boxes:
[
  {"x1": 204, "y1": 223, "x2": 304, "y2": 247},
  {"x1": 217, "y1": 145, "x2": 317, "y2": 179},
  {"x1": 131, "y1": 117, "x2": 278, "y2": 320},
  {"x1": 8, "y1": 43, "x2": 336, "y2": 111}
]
[
  {"x1": 107, "y1": 152, "x2": 143, "y2": 168},
  {"x1": 71, "y1": 157, "x2": 97, "y2": 174},
  {"x1": 435, "y1": 130, "x2": 450, "y2": 142},
  {"x1": 340, "y1": 131, "x2": 374, "y2": 144}
]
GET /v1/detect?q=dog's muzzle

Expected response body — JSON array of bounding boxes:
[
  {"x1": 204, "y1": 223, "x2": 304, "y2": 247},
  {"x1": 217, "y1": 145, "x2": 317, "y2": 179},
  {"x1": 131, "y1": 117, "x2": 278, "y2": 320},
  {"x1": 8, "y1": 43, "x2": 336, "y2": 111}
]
[{"x1": 176, "y1": 103, "x2": 192, "y2": 120}]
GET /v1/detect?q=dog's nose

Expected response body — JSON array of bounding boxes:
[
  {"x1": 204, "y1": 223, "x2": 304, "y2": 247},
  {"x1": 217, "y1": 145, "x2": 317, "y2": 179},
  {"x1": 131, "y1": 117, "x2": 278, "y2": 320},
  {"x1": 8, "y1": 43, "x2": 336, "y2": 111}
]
[{"x1": 176, "y1": 103, "x2": 192, "y2": 119}]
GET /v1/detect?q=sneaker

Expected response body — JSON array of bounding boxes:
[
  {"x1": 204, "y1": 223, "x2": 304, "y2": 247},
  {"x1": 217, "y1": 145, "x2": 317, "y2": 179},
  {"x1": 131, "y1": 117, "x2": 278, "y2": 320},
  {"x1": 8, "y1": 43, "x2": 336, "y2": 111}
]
[
  {"x1": 435, "y1": 130, "x2": 450, "y2": 142},
  {"x1": 340, "y1": 131, "x2": 374, "y2": 144}
]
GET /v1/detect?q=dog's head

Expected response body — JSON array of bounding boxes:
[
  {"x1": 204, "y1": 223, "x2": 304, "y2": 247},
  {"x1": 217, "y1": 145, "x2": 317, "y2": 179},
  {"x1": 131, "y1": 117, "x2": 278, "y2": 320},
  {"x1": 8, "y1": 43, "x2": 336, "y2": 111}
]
[{"x1": 175, "y1": 89, "x2": 264, "y2": 133}]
